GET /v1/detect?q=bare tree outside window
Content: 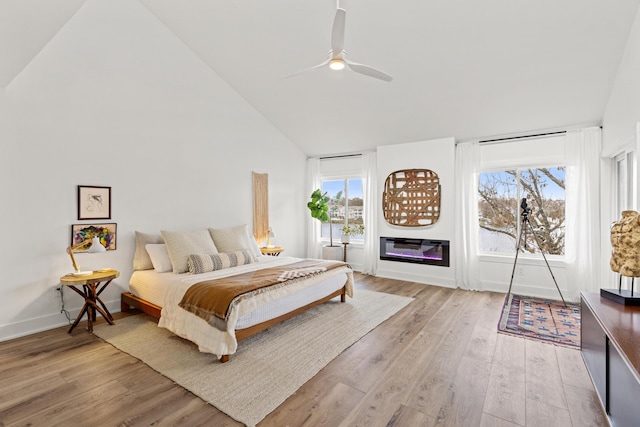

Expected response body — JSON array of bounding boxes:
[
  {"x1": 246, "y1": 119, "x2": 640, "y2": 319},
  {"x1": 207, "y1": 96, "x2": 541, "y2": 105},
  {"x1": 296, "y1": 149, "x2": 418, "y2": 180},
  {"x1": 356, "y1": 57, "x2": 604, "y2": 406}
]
[{"x1": 478, "y1": 167, "x2": 565, "y2": 255}]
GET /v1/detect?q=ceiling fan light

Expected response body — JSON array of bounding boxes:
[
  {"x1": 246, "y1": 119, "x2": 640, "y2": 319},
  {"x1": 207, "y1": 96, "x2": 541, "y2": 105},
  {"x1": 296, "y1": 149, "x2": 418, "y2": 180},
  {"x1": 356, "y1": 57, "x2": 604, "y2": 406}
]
[{"x1": 329, "y1": 58, "x2": 346, "y2": 71}]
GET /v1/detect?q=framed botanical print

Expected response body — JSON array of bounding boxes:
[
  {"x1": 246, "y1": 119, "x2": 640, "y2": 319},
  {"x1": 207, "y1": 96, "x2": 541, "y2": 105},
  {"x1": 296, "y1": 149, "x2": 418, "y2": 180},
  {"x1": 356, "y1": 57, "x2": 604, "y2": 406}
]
[{"x1": 78, "y1": 185, "x2": 111, "y2": 220}]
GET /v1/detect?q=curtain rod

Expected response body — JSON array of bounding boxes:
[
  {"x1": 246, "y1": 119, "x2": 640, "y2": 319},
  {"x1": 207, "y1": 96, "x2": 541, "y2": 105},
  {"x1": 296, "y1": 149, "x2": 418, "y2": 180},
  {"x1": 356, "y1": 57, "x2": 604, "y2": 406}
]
[
  {"x1": 478, "y1": 125, "x2": 602, "y2": 144},
  {"x1": 319, "y1": 153, "x2": 363, "y2": 160},
  {"x1": 479, "y1": 130, "x2": 566, "y2": 144}
]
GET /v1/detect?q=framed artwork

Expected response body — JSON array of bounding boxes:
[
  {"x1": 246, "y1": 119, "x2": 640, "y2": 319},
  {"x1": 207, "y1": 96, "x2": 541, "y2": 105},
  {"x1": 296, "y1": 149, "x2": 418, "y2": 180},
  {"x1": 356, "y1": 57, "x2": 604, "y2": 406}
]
[
  {"x1": 78, "y1": 185, "x2": 111, "y2": 220},
  {"x1": 71, "y1": 223, "x2": 117, "y2": 251}
]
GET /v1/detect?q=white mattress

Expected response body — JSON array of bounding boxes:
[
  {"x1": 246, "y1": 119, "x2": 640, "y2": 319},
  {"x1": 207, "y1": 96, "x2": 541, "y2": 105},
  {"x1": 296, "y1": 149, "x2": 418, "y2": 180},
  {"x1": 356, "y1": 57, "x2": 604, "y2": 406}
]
[{"x1": 128, "y1": 256, "x2": 353, "y2": 356}]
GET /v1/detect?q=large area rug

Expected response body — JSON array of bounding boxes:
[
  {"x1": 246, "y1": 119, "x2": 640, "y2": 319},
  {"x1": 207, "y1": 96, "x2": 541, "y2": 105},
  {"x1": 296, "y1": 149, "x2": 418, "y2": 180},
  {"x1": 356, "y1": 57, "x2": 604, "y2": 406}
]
[
  {"x1": 94, "y1": 290, "x2": 413, "y2": 426},
  {"x1": 497, "y1": 293, "x2": 581, "y2": 348}
]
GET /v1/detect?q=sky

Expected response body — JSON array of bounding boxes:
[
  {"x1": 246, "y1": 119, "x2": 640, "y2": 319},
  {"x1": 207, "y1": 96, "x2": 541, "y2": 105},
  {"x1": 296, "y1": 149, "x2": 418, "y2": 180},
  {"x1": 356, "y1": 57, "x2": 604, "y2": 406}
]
[{"x1": 322, "y1": 178, "x2": 363, "y2": 199}]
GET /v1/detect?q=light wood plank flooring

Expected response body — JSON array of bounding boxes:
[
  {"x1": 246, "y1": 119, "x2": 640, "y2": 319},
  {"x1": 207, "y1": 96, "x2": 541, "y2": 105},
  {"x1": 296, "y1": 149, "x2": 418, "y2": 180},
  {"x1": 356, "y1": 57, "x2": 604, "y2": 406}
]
[{"x1": 0, "y1": 274, "x2": 607, "y2": 426}]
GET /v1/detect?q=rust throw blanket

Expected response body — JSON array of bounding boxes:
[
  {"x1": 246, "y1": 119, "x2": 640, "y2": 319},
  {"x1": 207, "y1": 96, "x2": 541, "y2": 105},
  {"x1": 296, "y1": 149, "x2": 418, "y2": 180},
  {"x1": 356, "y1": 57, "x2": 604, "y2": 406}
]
[{"x1": 179, "y1": 259, "x2": 350, "y2": 324}]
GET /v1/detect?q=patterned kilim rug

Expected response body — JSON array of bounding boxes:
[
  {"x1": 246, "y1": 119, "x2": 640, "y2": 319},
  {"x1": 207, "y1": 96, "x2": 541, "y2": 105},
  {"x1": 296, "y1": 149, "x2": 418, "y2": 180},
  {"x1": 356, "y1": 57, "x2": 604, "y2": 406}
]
[{"x1": 498, "y1": 293, "x2": 581, "y2": 348}]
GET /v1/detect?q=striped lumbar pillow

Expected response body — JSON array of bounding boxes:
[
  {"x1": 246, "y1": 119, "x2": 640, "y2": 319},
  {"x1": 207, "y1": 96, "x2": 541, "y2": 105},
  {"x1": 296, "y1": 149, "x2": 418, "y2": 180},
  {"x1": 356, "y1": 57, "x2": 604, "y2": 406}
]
[{"x1": 188, "y1": 250, "x2": 256, "y2": 274}]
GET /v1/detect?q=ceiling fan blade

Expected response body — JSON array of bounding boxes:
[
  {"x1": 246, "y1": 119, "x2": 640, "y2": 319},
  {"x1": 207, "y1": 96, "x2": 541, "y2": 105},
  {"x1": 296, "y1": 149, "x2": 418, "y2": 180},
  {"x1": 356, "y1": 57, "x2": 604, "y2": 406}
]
[
  {"x1": 331, "y1": 8, "x2": 346, "y2": 55},
  {"x1": 281, "y1": 58, "x2": 330, "y2": 79},
  {"x1": 346, "y1": 61, "x2": 393, "y2": 82}
]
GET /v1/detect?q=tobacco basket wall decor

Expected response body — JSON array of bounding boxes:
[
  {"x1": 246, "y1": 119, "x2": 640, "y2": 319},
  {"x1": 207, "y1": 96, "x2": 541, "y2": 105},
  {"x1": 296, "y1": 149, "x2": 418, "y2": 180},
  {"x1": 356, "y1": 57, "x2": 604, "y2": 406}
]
[{"x1": 382, "y1": 169, "x2": 441, "y2": 226}]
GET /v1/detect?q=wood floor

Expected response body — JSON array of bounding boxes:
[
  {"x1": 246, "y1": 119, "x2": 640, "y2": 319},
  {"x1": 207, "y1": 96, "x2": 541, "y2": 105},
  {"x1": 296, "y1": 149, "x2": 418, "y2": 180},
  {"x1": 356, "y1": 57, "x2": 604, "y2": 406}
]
[{"x1": 0, "y1": 274, "x2": 607, "y2": 426}]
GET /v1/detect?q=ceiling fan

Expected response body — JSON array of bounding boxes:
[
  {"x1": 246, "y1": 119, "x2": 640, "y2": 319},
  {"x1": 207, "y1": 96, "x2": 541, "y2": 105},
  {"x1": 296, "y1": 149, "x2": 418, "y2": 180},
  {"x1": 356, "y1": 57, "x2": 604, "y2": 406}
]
[{"x1": 284, "y1": 4, "x2": 393, "y2": 82}]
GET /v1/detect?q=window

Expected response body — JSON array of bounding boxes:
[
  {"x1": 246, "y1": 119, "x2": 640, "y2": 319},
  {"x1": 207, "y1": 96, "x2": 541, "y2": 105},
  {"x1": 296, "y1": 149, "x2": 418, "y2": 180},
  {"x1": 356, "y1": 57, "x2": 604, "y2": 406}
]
[
  {"x1": 321, "y1": 178, "x2": 364, "y2": 242},
  {"x1": 478, "y1": 167, "x2": 565, "y2": 255},
  {"x1": 612, "y1": 150, "x2": 636, "y2": 290},
  {"x1": 615, "y1": 151, "x2": 637, "y2": 214}
]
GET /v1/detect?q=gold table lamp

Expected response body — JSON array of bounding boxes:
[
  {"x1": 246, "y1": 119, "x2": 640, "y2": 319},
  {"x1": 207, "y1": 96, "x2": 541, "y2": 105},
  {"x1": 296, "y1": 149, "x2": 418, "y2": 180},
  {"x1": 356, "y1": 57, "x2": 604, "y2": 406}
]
[{"x1": 67, "y1": 236, "x2": 106, "y2": 276}]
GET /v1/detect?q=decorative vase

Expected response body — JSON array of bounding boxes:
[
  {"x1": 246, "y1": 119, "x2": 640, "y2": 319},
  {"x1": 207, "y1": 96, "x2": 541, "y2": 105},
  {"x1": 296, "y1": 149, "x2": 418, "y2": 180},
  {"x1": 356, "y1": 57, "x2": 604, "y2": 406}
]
[{"x1": 341, "y1": 234, "x2": 350, "y2": 244}]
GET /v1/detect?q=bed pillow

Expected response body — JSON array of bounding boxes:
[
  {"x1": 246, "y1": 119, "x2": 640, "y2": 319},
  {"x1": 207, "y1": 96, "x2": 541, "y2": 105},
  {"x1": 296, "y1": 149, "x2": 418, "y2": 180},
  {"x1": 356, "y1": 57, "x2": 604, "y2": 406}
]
[
  {"x1": 161, "y1": 229, "x2": 218, "y2": 274},
  {"x1": 145, "y1": 244, "x2": 173, "y2": 273},
  {"x1": 208, "y1": 224, "x2": 262, "y2": 259},
  {"x1": 133, "y1": 231, "x2": 164, "y2": 270},
  {"x1": 187, "y1": 249, "x2": 257, "y2": 274}
]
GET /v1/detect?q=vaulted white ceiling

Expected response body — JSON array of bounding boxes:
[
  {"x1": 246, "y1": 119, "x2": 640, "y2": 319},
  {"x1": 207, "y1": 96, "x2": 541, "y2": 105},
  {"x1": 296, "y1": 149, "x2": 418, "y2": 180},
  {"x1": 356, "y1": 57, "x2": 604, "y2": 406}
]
[{"x1": 2, "y1": 0, "x2": 639, "y2": 156}]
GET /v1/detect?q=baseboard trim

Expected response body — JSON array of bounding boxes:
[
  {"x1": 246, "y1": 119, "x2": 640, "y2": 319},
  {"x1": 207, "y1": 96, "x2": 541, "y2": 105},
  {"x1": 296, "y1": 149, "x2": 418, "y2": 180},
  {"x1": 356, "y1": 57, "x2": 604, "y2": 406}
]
[
  {"x1": 375, "y1": 269, "x2": 456, "y2": 288},
  {"x1": 347, "y1": 262, "x2": 362, "y2": 272},
  {"x1": 0, "y1": 299, "x2": 121, "y2": 342},
  {"x1": 481, "y1": 280, "x2": 577, "y2": 302},
  {"x1": 371, "y1": 273, "x2": 576, "y2": 302}
]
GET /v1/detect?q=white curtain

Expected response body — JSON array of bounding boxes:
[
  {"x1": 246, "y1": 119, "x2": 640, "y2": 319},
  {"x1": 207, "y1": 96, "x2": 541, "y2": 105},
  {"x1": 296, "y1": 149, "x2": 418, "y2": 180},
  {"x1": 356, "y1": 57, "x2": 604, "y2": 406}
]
[
  {"x1": 361, "y1": 152, "x2": 378, "y2": 275},
  {"x1": 306, "y1": 158, "x2": 322, "y2": 259},
  {"x1": 565, "y1": 127, "x2": 601, "y2": 298},
  {"x1": 455, "y1": 141, "x2": 483, "y2": 290}
]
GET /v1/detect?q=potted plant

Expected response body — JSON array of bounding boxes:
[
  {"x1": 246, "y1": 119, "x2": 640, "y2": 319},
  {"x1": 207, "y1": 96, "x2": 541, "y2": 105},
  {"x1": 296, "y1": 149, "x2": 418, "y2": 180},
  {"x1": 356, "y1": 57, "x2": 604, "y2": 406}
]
[
  {"x1": 308, "y1": 189, "x2": 343, "y2": 260},
  {"x1": 340, "y1": 223, "x2": 365, "y2": 243}
]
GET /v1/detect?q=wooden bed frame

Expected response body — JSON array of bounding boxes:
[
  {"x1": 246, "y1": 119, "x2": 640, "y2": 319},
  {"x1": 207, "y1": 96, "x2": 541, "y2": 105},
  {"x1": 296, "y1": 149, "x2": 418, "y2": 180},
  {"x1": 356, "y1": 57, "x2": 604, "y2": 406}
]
[{"x1": 121, "y1": 286, "x2": 347, "y2": 363}]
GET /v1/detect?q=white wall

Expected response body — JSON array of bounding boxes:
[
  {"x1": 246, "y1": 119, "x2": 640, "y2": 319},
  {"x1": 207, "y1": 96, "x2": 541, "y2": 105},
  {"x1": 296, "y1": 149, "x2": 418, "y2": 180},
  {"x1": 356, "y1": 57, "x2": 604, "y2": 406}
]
[
  {"x1": 376, "y1": 138, "x2": 456, "y2": 287},
  {"x1": 602, "y1": 6, "x2": 640, "y2": 287},
  {"x1": 603, "y1": 6, "x2": 640, "y2": 155},
  {"x1": 0, "y1": 0, "x2": 306, "y2": 340}
]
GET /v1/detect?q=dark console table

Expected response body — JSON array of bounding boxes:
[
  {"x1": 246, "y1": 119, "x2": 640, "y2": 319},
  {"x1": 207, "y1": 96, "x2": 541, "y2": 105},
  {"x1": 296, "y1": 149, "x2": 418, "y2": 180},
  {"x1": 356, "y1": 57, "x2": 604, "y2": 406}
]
[{"x1": 581, "y1": 292, "x2": 640, "y2": 427}]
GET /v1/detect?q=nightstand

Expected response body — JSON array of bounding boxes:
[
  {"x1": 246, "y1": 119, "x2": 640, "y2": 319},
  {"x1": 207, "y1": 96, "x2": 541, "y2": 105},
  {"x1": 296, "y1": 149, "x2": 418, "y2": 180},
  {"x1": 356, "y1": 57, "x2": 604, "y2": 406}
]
[
  {"x1": 342, "y1": 242, "x2": 349, "y2": 262},
  {"x1": 60, "y1": 269, "x2": 119, "y2": 333},
  {"x1": 260, "y1": 246, "x2": 284, "y2": 256}
]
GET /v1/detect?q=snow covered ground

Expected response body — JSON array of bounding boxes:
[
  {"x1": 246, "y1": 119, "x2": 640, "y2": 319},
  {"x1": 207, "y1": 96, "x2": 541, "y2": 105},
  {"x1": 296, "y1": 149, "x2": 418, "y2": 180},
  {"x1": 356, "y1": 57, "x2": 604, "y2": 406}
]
[{"x1": 479, "y1": 228, "x2": 516, "y2": 253}]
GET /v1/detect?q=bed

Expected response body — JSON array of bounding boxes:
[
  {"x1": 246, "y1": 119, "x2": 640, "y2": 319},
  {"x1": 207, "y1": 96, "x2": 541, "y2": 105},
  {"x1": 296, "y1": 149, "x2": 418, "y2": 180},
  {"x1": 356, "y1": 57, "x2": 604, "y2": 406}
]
[{"x1": 121, "y1": 226, "x2": 354, "y2": 362}]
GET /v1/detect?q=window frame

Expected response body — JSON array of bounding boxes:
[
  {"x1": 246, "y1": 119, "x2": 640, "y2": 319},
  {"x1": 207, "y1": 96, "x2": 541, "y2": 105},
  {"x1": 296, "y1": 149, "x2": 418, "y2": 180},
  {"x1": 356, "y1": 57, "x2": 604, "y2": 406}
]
[
  {"x1": 319, "y1": 175, "x2": 365, "y2": 244},
  {"x1": 477, "y1": 163, "x2": 567, "y2": 260},
  {"x1": 610, "y1": 148, "x2": 637, "y2": 290},
  {"x1": 614, "y1": 150, "x2": 637, "y2": 213}
]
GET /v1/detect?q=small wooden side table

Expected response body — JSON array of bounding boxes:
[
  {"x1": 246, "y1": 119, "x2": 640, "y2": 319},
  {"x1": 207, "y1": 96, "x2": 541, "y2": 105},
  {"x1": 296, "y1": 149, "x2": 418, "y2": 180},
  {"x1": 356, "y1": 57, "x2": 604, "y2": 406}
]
[
  {"x1": 341, "y1": 242, "x2": 349, "y2": 262},
  {"x1": 260, "y1": 246, "x2": 284, "y2": 256},
  {"x1": 60, "y1": 269, "x2": 119, "y2": 333}
]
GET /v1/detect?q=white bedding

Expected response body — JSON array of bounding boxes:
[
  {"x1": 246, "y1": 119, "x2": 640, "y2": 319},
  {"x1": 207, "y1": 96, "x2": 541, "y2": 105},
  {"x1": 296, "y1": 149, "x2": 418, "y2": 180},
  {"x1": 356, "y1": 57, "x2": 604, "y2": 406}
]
[{"x1": 129, "y1": 256, "x2": 353, "y2": 357}]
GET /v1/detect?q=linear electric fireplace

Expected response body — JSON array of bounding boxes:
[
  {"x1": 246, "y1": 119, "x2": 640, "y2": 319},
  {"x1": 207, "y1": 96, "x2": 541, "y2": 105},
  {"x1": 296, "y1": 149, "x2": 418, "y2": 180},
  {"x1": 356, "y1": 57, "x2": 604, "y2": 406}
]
[{"x1": 380, "y1": 236, "x2": 450, "y2": 267}]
